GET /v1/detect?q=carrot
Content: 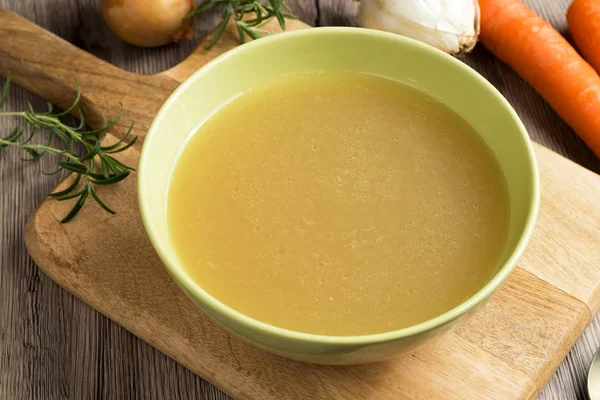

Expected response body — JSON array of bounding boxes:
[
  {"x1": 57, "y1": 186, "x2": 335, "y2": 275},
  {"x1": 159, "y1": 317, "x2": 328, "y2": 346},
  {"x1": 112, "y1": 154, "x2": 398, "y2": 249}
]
[
  {"x1": 568, "y1": 0, "x2": 600, "y2": 74},
  {"x1": 479, "y1": 0, "x2": 600, "y2": 158}
]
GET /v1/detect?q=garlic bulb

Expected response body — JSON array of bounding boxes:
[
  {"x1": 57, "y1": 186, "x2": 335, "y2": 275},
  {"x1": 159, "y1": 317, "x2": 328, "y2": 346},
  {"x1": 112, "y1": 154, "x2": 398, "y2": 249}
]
[{"x1": 358, "y1": 0, "x2": 480, "y2": 55}]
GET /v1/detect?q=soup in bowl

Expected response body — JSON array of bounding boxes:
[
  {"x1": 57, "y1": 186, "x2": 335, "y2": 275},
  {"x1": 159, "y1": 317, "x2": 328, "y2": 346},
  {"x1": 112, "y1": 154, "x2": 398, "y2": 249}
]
[{"x1": 139, "y1": 27, "x2": 539, "y2": 365}]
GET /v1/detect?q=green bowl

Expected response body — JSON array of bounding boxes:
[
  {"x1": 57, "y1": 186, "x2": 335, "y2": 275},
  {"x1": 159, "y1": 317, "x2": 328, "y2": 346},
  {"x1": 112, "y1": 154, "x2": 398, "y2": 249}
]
[{"x1": 138, "y1": 27, "x2": 540, "y2": 365}]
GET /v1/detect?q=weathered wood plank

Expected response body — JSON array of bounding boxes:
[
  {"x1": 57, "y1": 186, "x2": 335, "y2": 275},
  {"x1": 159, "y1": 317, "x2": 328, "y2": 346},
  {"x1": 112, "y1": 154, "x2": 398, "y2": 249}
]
[{"x1": 0, "y1": 1, "x2": 598, "y2": 399}]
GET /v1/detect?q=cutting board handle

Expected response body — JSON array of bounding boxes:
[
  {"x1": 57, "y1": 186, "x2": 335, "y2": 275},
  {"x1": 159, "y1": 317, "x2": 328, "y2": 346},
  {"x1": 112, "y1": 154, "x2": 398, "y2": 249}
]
[
  {"x1": 0, "y1": 9, "x2": 174, "y2": 135},
  {"x1": 0, "y1": 11, "x2": 249, "y2": 121},
  {"x1": 0, "y1": 9, "x2": 126, "y2": 128}
]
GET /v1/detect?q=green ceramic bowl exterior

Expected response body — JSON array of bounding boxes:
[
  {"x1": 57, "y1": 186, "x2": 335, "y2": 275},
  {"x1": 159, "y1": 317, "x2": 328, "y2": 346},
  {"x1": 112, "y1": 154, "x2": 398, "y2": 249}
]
[{"x1": 138, "y1": 27, "x2": 540, "y2": 365}]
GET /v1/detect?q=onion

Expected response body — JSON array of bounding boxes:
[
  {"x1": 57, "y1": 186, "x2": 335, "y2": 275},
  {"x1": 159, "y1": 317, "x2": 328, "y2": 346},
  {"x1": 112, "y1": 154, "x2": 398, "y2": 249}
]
[
  {"x1": 359, "y1": 0, "x2": 480, "y2": 55},
  {"x1": 101, "y1": 0, "x2": 196, "y2": 48}
]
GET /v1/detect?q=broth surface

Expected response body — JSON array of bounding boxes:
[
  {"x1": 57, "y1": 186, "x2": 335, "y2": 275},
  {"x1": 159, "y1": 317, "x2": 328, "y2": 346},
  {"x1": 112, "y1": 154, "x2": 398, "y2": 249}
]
[{"x1": 168, "y1": 71, "x2": 509, "y2": 336}]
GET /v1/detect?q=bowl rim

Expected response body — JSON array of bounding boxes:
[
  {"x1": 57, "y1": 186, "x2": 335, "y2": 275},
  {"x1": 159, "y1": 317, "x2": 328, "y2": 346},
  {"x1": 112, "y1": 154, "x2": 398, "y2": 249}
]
[{"x1": 138, "y1": 26, "x2": 540, "y2": 346}]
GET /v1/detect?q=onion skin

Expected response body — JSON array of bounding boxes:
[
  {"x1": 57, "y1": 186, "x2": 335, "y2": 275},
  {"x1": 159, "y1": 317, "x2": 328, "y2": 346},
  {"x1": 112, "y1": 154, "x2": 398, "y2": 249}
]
[{"x1": 101, "y1": 0, "x2": 195, "y2": 48}]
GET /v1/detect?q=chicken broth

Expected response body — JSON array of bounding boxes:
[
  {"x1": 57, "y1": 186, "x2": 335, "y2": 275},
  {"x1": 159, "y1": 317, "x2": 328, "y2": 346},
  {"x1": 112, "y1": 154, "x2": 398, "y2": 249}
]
[{"x1": 167, "y1": 71, "x2": 510, "y2": 336}]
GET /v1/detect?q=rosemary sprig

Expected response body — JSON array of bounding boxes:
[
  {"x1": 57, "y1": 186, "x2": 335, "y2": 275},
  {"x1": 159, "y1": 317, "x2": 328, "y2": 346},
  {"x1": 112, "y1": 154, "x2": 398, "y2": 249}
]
[
  {"x1": 0, "y1": 73, "x2": 137, "y2": 223},
  {"x1": 185, "y1": 0, "x2": 296, "y2": 50}
]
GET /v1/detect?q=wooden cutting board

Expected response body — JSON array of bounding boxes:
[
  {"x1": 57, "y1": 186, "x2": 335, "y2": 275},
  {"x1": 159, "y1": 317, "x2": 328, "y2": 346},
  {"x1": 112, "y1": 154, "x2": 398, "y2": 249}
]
[{"x1": 2, "y1": 8, "x2": 600, "y2": 399}]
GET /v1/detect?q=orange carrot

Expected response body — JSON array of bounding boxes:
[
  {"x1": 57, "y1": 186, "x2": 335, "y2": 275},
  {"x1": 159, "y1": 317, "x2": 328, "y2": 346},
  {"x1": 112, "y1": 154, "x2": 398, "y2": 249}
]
[
  {"x1": 479, "y1": 0, "x2": 600, "y2": 158},
  {"x1": 568, "y1": 0, "x2": 600, "y2": 74}
]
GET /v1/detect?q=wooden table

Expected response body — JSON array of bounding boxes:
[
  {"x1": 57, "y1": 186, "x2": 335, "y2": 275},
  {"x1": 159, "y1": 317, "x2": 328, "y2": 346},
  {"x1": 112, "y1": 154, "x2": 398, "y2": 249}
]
[{"x1": 1, "y1": 0, "x2": 599, "y2": 399}]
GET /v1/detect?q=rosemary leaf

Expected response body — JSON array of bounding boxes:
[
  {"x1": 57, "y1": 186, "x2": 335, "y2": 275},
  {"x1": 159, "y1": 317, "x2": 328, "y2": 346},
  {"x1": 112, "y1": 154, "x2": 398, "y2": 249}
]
[
  {"x1": 207, "y1": 12, "x2": 231, "y2": 50},
  {"x1": 49, "y1": 174, "x2": 82, "y2": 197},
  {"x1": 51, "y1": 81, "x2": 81, "y2": 117},
  {"x1": 91, "y1": 170, "x2": 130, "y2": 185},
  {"x1": 58, "y1": 161, "x2": 89, "y2": 174},
  {"x1": 56, "y1": 188, "x2": 86, "y2": 202},
  {"x1": 81, "y1": 137, "x2": 101, "y2": 161},
  {"x1": 89, "y1": 186, "x2": 116, "y2": 215},
  {"x1": 186, "y1": 0, "x2": 296, "y2": 49},
  {"x1": 60, "y1": 189, "x2": 89, "y2": 223},
  {"x1": 104, "y1": 135, "x2": 138, "y2": 154},
  {"x1": 0, "y1": 73, "x2": 10, "y2": 108},
  {"x1": 0, "y1": 75, "x2": 137, "y2": 222},
  {"x1": 100, "y1": 122, "x2": 135, "y2": 151}
]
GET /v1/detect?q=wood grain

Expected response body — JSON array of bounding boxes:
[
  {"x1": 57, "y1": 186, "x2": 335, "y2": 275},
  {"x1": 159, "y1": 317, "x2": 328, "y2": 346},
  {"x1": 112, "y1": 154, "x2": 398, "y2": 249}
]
[
  {"x1": 0, "y1": 10, "x2": 176, "y2": 139},
  {"x1": 0, "y1": 1, "x2": 599, "y2": 400},
  {"x1": 22, "y1": 125, "x2": 600, "y2": 399}
]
